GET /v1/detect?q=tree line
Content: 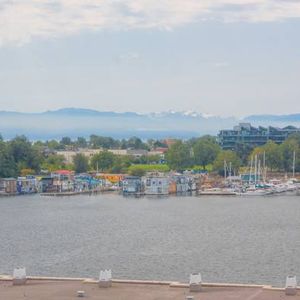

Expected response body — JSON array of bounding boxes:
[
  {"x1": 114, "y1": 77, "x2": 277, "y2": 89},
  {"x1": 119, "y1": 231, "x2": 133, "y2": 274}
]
[
  {"x1": 0, "y1": 133, "x2": 299, "y2": 178},
  {"x1": 166, "y1": 133, "x2": 300, "y2": 175}
]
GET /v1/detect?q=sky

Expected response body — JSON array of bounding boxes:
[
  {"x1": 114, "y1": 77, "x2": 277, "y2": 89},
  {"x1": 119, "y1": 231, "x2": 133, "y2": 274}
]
[{"x1": 0, "y1": 0, "x2": 299, "y2": 117}]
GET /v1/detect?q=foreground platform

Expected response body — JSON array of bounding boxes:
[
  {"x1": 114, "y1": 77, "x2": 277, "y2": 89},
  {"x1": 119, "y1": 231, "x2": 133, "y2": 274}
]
[{"x1": 0, "y1": 277, "x2": 299, "y2": 300}]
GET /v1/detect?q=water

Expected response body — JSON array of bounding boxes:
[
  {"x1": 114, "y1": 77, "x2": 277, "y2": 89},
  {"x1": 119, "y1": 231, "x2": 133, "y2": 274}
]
[{"x1": 0, "y1": 193, "x2": 299, "y2": 286}]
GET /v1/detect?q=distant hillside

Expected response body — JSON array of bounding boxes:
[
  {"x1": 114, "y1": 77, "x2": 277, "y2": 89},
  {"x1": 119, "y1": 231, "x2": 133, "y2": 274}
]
[
  {"x1": 245, "y1": 114, "x2": 300, "y2": 123},
  {"x1": 0, "y1": 108, "x2": 236, "y2": 140},
  {"x1": 0, "y1": 108, "x2": 299, "y2": 140}
]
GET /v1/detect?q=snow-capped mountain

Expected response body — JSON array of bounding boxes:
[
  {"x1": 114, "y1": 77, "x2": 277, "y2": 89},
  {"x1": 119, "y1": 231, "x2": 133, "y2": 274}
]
[{"x1": 0, "y1": 108, "x2": 299, "y2": 140}]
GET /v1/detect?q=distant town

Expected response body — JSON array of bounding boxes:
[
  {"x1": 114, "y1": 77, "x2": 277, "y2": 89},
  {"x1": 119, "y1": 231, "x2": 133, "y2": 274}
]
[{"x1": 0, "y1": 123, "x2": 299, "y2": 197}]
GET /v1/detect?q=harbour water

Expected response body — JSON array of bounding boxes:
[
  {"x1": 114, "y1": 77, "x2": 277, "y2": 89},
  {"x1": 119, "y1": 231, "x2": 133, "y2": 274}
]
[{"x1": 0, "y1": 193, "x2": 299, "y2": 286}]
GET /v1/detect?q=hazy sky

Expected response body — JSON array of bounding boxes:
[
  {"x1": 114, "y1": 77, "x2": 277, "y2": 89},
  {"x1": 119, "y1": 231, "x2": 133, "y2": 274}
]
[{"x1": 0, "y1": 0, "x2": 299, "y2": 117}]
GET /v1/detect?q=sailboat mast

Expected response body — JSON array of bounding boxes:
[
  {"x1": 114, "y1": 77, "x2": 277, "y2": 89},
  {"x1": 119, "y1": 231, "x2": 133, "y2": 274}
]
[
  {"x1": 292, "y1": 150, "x2": 296, "y2": 178},
  {"x1": 254, "y1": 155, "x2": 257, "y2": 184},
  {"x1": 263, "y1": 151, "x2": 266, "y2": 183},
  {"x1": 258, "y1": 159, "x2": 261, "y2": 183},
  {"x1": 249, "y1": 156, "x2": 253, "y2": 184}
]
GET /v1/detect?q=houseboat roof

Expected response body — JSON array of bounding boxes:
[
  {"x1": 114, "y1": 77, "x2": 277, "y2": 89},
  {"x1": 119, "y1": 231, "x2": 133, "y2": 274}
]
[{"x1": 53, "y1": 170, "x2": 73, "y2": 175}]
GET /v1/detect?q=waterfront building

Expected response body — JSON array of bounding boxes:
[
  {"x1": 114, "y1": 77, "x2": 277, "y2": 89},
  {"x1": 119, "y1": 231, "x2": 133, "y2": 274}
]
[
  {"x1": 144, "y1": 174, "x2": 169, "y2": 195},
  {"x1": 97, "y1": 173, "x2": 125, "y2": 185},
  {"x1": 48, "y1": 170, "x2": 75, "y2": 192},
  {"x1": 122, "y1": 176, "x2": 143, "y2": 194},
  {"x1": 74, "y1": 174, "x2": 103, "y2": 192},
  {"x1": 38, "y1": 177, "x2": 54, "y2": 193},
  {"x1": 17, "y1": 176, "x2": 38, "y2": 194},
  {"x1": 169, "y1": 175, "x2": 194, "y2": 193},
  {"x1": 57, "y1": 148, "x2": 159, "y2": 164},
  {"x1": 218, "y1": 123, "x2": 300, "y2": 150},
  {"x1": 0, "y1": 178, "x2": 17, "y2": 195},
  {"x1": 56, "y1": 149, "x2": 102, "y2": 164}
]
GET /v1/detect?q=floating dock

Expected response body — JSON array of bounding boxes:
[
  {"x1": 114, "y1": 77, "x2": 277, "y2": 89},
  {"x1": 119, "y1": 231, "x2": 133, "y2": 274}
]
[{"x1": 0, "y1": 275, "x2": 299, "y2": 300}]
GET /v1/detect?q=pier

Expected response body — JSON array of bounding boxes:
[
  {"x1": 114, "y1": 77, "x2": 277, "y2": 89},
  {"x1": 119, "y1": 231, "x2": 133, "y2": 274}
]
[{"x1": 0, "y1": 275, "x2": 299, "y2": 299}]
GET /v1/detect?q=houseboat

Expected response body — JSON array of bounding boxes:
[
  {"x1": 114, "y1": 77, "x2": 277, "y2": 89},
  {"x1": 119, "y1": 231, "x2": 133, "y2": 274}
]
[
  {"x1": 17, "y1": 176, "x2": 38, "y2": 194},
  {"x1": 122, "y1": 176, "x2": 143, "y2": 195},
  {"x1": 0, "y1": 178, "x2": 17, "y2": 196},
  {"x1": 144, "y1": 175, "x2": 169, "y2": 195}
]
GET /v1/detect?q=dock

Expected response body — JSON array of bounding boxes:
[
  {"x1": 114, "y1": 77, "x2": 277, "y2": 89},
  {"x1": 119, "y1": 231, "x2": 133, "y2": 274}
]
[
  {"x1": 0, "y1": 276, "x2": 299, "y2": 299},
  {"x1": 40, "y1": 187, "x2": 120, "y2": 196}
]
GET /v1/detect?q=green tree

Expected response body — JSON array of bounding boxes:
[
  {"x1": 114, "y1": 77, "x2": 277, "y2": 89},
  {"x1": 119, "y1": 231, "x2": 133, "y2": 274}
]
[
  {"x1": 193, "y1": 136, "x2": 220, "y2": 169},
  {"x1": 280, "y1": 139, "x2": 299, "y2": 172},
  {"x1": 60, "y1": 136, "x2": 72, "y2": 147},
  {"x1": 110, "y1": 155, "x2": 132, "y2": 173},
  {"x1": 91, "y1": 151, "x2": 116, "y2": 171},
  {"x1": 234, "y1": 142, "x2": 254, "y2": 165},
  {"x1": 76, "y1": 137, "x2": 88, "y2": 148},
  {"x1": 41, "y1": 154, "x2": 66, "y2": 172},
  {"x1": 127, "y1": 136, "x2": 148, "y2": 150},
  {"x1": 73, "y1": 153, "x2": 89, "y2": 173},
  {"x1": 46, "y1": 140, "x2": 61, "y2": 150},
  {"x1": 166, "y1": 141, "x2": 193, "y2": 171},
  {"x1": 89, "y1": 135, "x2": 119, "y2": 149},
  {"x1": 0, "y1": 140, "x2": 17, "y2": 177},
  {"x1": 213, "y1": 150, "x2": 241, "y2": 176},
  {"x1": 128, "y1": 165, "x2": 147, "y2": 177},
  {"x1": 9, "y1": 135, "x2": 42, "y2": 173},
  {"x1": 286, "y1": 132, "x2": 300, "y2": 146},
  {"x1": 250, "y1": 141, "x2": 283, "y2": 171}
]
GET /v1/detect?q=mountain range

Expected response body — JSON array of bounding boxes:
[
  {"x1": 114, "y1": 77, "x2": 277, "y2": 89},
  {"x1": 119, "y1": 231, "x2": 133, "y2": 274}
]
[{"x1": 0, "y1": 108, "x2": 299, "y2": 140}]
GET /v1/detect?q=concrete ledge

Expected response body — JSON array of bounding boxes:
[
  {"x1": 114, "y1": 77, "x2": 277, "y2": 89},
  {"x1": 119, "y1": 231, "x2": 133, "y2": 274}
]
[
  {"x1": 26, "y1": 276, "x2": 87, "y2": 282},
  {"x1": 201, "y1": 282, "x2": 264, "y2": 288},
  {"x1": 0, "y1": 275, "x2": 12, "y2": 281},
  {"x1": 170, "y1": 282, "x2": 189, "y2": 288},
  {"x1": 1, "y1": 274, "x2": 300, "y2": 291},
  {"x1": 113, "y1": 279, "x2": 172, "y2": 286}
]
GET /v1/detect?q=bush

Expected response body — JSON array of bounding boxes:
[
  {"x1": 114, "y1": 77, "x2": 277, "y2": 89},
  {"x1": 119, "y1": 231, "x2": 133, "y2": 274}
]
[{"x1": 128, "y1": 164, "x2": 170, "y2": 176}]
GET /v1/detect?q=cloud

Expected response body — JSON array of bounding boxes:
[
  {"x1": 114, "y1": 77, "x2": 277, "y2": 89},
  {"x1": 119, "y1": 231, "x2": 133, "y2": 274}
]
[
  {"x1": 214, "y1": 61, "x2": 230, "y2": 68},
  {"x1": 1, "y1": 0, "x2": 300, "y2": 46}
]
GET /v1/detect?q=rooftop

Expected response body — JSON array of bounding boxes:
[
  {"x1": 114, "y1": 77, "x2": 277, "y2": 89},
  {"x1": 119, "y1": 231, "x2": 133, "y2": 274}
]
[{"x1": 0, "y1": 277, "x2": 298, "y2": 300}]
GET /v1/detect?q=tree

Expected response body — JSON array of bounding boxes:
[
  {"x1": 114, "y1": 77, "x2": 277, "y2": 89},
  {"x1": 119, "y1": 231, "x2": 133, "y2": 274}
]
[
  {"x1": 76, "y1": 137, "x2": 87, "y2": 148},
  {"x1": 9, "y1": 135, "x2": 42, "y2": 173},
  {"x1": 280, "y1": 139, "x2": 299, "y2": 172},
  {"x1": 60, "y1": 137, "x2": 73, "y2": 148},
  {"x1": 46, "y1": 139, "x2": 61, "y2": 150},
  {"x1": 91, "y1": 151, "x2": 115, "y2": 171},
  {"x1": 73, "y1": 153, "x2": 89, "y2": 173},
  {"x1": 41, "y1": 154, "x2": 66, "y2": 172},
  {"x1": 193, "y1": 136, "x2": 220, "y2": 169},
  {"x1": 110, "y1": 155, "x2": 132, "y2": 173},
  {"x1": 213, "y1": 150, "x2": 241, "y2": 176},
  {"x1": 286, "y1": 132, "x2": 300, "y2": 146},
  {"x1": 89, "y1": 135, "x2": 119, "y2": 149},
  {"x1": 127, "y1": 137, "x2": 148, "y2": 150},
  {"x1": 234, "y1": 142, "x2": 254, "y2": 165},
  {"x1": 0, "y1": 140, "x2": 17, "y2": 177},
  {"x1": 153, "y1": 140, "x2": 167, "y2": 148},
  {"x1": 166, "y1": 141, "x2": 193, "y2": 171},
  {"x1": 250, "y1": 141, "x2": 282, "y2": 171},
  {"x1": 128, "y1": 165, "x2": 147, "y2": 177}
]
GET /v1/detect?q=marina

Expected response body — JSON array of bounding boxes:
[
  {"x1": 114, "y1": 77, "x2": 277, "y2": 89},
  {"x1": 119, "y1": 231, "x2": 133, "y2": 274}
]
[{"x1": 1, "y1": 169, "x2": 299, "y2": 197}]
